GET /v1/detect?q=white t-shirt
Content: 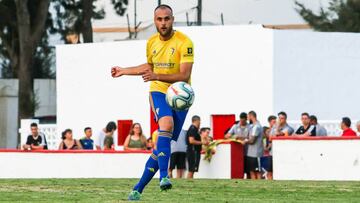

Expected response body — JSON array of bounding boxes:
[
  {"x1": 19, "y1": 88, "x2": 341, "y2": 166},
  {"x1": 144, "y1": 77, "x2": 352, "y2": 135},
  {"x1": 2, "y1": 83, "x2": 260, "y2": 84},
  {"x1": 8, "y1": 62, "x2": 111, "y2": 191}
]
[{"x1": 94, "y1": 130, "x2": 106, "y2": 149}]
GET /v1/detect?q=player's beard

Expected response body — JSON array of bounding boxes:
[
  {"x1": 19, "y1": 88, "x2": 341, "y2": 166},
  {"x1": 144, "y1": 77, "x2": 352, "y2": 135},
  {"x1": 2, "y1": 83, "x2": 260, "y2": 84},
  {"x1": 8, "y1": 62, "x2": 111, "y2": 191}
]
[{"x1": 157, "y1": 25, "x2": 173, "y2": 39}]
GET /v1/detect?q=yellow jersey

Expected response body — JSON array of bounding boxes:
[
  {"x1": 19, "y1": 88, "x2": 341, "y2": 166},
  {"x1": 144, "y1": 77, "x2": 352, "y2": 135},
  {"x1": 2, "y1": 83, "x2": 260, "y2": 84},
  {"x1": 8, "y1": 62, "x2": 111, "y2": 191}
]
[{"x1": 146, "y1": 31, "x2": 194, "y2": 93}]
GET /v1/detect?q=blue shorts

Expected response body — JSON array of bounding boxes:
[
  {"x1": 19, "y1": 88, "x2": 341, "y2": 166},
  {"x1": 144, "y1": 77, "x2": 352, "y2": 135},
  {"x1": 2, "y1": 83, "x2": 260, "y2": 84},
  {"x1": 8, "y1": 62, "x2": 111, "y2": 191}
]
[{"x1": 150, "y1": 92, "x2": 188, "y2": 141}]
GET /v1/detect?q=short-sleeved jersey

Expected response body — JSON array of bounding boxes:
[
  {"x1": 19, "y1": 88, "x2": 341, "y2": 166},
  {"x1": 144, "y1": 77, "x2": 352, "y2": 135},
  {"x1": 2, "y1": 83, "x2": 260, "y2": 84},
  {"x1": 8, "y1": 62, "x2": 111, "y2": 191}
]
[{"x1": 147, "y1": 31, "x2": 194, "y2": 93}]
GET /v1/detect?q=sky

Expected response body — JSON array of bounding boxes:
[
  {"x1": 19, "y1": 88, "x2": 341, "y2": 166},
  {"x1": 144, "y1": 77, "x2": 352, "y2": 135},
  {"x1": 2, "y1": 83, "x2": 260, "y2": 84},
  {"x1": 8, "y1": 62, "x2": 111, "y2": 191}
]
[{"x1": 93, "y1": 0, "x2": 331, "y2": 28}]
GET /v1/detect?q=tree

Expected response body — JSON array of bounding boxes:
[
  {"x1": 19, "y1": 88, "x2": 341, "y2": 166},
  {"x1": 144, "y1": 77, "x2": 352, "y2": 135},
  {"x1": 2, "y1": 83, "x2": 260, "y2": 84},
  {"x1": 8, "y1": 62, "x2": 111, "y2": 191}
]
[
  {"x1": 55, "y1": 0, "x2": 105, "y2": 43},
  {"x1": 296, "y1": 0, "x2": 360, "y2": 32},
  {"x1": 0, "y1": 0, "x2": 51, "y2": 121}
]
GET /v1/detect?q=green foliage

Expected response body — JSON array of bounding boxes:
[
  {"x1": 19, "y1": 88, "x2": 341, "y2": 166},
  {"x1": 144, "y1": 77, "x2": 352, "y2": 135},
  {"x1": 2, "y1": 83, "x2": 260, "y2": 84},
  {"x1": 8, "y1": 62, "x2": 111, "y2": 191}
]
[
  {"x1": 112, "y1": 0, "x2": 129, "y2": 16},
  {"x1": 0, "y1": 0, "x2": 56, "y2": 78},
  {"x1": 296, "y1": 0, "x2": 360, "y2": 32},
  {"x1": 53, "y1": 0, "x2": 105, "y2": 38}
]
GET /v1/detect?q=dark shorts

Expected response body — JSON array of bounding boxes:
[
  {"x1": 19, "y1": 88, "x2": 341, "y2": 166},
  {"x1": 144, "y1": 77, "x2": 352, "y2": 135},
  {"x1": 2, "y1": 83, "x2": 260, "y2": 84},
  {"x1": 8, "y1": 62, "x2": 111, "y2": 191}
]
[
  {"x1": 150, "y1": 92, "x2": 188, "y2": 141},
  {"x1": 187, "y1": 150, "x2": 201, "y2": 172},
  {"x1": 260, "y1": 156, "x2": 273, "y2": 172},
  {"x1": 169, "y1": 152, "x2": 187, "y2": 170},
  {"x1": 245, "y1": 156, "x2": 261, "y2": 172}
]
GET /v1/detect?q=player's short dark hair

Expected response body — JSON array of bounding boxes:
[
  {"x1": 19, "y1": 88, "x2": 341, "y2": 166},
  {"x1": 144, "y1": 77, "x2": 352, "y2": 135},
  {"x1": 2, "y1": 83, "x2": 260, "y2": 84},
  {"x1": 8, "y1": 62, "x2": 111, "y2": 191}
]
[
  {"x1": 239, "y1": 112, "x2": 247, "y2": 120},
  {"x1": 84, "y1": 127, "x2": 91, "y2": 132},
  {"x1": 30, "y1": 123, "x2": 38, "y2": 128},
  {"x1": 200, "y1": 127, "x2": 210, "y2": 133},
  {"x1": 301, "y1": 112, "x2": 310, "y2": 118},
  {"x1": 310, "y1": 115, "x2": 317, "y2": 122},
  {"x1": 263, "y1": 126, "x2": 269, "y2": 134},
  {"x1": 106, "y1": 121, "x2": 117, "y2": 132},
  {"x1": 278, "y1": 111, "x2": 287, "y2": 119},
  {"x1": 342, "y1": 117, "x2": 351, "y2": 127},
  {"x1": 192, "y1": 115, "x2": 200, "y2": 122},
  {"x1": 61, "y1": 129, "x2": 72, "y2": 140},
  {"x1": 268, "y1": 115, "x2": 277, "y2": 123},
  {"x1": 154, "y1": 4, "x2": 173, "y2": 14},
  {"x1": 248, "y1": 111, "x2": 257, "y2": 118}
]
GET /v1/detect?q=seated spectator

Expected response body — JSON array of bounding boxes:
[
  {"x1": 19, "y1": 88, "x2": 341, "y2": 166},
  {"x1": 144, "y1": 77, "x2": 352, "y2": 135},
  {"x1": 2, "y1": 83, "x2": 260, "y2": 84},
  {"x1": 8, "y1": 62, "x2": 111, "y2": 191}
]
[
  {"x1": 95, "y1": 121, "x2": 117, "y2": 150},
  {"x1": 59, "y1": 129, "x2": 83, "y2": 150},
  {"x1": 80, "y1": 127, "x2": 94, "y2": 150},
  {"x1": 357, "y1": 121, "x2": 360, "y2": 136},
  {"x1": 294, "y1": 113, "x2": 316, "y2": 136},
  {"x1": 124, "y1": 123, "x2": 147, "y2": 150},
  {"x1": 104, "y1": 133, "x2": 115, "y2": 150},
  {"x1": 310, "y1": 115, "x2": 327, "y2": 136},
  {"x1": 22, "y1": 123, "x2": 47, "y2": 150},
  {"x1": 341, "y1": 117, "x2": 357, "y2": 136},
  {"x1": 225, "y1": 112, "x2": 249, "y2": 140},
  {"x1": 270, "y1": 111, "x2": 294, "y2": 137}
]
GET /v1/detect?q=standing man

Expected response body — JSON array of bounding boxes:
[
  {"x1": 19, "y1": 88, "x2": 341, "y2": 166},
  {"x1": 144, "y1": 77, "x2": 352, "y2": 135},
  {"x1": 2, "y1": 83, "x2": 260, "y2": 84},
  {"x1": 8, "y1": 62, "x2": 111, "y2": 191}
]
[
  {"x1": 310, "y1": 115, "x2": 327, "y2": 136},
  {"x1": 22, "y1": 123, "x2": 47, "y2": 150},
  {"x1": 341, "y1": 117, "x2": 357, "y2": 136},
  {"x1": 111, "y1": 4, "x2": 194, "y2": 200},
  {"x1": 294, "y1": 113, "x2": 316, "y2": 136},
  {"x1": 186, "y1": 116, "x2": 205, "y2": 179},
  {"x1": 271, "y1": 112, "x2": 294, "y2": 137},
  {"x1": 244, "y1": 111, "x2": 264, "y2": 179},
  {"x1": 225, "y1": 112, "x2": 249, "y2": 140},
  {"x1": 169, "y1": 130, "x2": 187, "y2": 179}
]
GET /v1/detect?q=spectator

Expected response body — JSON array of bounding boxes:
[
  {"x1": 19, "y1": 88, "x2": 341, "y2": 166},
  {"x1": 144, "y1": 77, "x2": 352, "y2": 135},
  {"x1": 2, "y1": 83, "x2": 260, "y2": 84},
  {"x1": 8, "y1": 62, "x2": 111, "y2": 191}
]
[
  {"x1": 146, "y1": 137, "x2": 154, "y2": 150},
  {"x1": 225, "y1": 112, "x2": 249, "y2": 178},
  {"x1": 186, "y1": 115, "x2": 205, "y2": 179},
  {"x1": 310, "y1": 115, "x2": 327, "y2": 136},
  {"x1": 22, "y1": 123, "x2": 47, "y2": 150},
  {"x1": 261, "y1": 126, "x2": 273, "y2": 180},
  {"x1": 200, "y1": 127, "x2": 212, "y2": 150},
  {"x1": 341, "y1": 117, "x2": 357, "y2": 136},
  {"x1": 80, "y1": 127, "x2": 94, "y2": 150},
  {"x1": 104, "y1": 133, "x2": 115, "y2": 150},
  {"x1": 59, "y1": 129, "x2": 83, "y2": 150},
  {"x1": 270, "y1": 111, "x2": 294, "y2": 137},
  {"x1": 225, "y1": 112, "x2": 249, "y2": 140},
  {"x1": 268, "y1": 115, "x2": 277, "y2": 129},
  {"x1": 124, "y1": 123, "x2": 147, "y2": 150},
  {"x1": 357, "y1": 121, "x2": 360, "y2": 136},
  {"x1": 95, "y1": 121, "x2": 117, "y2": 150},
  {"x1": 265, "y1": 115, "x2": 277, "y2": 180},
  {"x1": 169, "y1": 130, "x2": 187, "y2": 179},
  {"x1": 244, "y1": 111, "x2": 264, "y2": 180},
  {"x1": 294, "y1": 113, "x2": 316, "y2": 136}
]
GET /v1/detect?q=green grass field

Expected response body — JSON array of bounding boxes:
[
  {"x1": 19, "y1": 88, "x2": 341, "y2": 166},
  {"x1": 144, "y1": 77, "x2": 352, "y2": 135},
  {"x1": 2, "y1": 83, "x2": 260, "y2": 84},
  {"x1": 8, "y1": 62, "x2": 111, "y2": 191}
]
[{"x1": 0, "y1": 179, "x2": 360, "y2": 202}]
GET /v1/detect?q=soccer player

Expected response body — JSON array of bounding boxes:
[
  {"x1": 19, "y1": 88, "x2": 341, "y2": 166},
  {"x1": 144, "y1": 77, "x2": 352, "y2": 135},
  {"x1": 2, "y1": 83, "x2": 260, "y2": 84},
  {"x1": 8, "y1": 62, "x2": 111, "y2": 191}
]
[{"x1": 111, "y1": 4, "x2": 194, "y2": 201}]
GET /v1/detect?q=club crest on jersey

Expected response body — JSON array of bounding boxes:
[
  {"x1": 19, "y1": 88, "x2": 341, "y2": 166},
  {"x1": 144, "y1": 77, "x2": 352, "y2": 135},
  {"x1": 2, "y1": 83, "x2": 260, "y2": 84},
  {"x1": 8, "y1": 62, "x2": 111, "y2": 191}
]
[{"x1": 187, "y1": 48, "x2": 193, "y2": 54}]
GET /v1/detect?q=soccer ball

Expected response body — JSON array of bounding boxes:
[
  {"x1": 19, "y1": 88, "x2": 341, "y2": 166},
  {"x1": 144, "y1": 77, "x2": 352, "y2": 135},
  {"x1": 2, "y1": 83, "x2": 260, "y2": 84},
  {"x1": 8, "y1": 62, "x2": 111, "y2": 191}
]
[{"x1": 166, "y1": 82, "x2": 195, "y2": 111}]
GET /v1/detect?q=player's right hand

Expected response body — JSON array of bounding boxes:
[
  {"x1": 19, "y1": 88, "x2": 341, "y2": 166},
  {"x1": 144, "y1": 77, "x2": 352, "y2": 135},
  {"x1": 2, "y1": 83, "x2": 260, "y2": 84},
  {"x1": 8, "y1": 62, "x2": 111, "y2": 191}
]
[{"x1": 111, "y1": 66, "x2": 123, "y2": 78}]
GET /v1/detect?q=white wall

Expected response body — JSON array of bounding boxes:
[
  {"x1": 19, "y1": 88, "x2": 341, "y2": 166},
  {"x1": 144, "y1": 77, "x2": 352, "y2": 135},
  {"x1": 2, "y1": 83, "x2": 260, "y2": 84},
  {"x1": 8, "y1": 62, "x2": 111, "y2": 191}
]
[
  {"x1": 0, "y1": 79, "x2": 18, "y2": 148},
  {"x1": 56, "y1": 25, "x2": 273, "y2": 138},
  {"x1": 0, "y1": 144, "x2": 231, "y2": 179},
  {"x1": 273, "y1": 139, "x2": 360, "y2": 180},
  {"x1": 34, "y1": 79, "x2": 57, "y2": 117},
  {"x1": 273, "y1": 31, "x2": 360, "y2": 121}
]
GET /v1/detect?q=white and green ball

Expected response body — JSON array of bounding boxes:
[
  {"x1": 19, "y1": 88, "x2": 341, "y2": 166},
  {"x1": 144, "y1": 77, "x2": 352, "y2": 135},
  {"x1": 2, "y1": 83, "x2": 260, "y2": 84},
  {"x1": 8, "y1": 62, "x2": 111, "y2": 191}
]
[{"x1": 166, "y1": 82, "x2": 195, "y2": 111}]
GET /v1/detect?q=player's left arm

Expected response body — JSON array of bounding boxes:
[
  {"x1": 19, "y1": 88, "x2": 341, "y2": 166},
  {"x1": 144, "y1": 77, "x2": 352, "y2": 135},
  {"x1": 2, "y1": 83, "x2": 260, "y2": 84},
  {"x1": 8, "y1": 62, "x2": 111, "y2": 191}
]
[{"x1": 142, "y1": 62, "x2": 193, "y2": 83}]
